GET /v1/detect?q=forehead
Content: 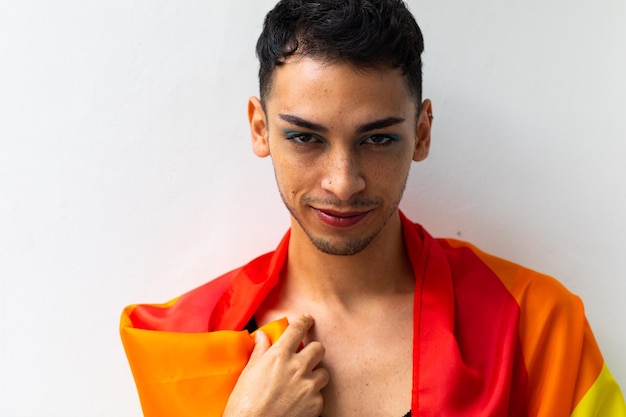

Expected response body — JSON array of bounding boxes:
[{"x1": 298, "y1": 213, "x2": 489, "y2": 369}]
[{"x1": 264, "y1": 56, "x2": 416, "y2": 119}]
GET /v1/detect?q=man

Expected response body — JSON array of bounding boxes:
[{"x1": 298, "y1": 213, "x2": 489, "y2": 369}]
[{"x1": 120, "y1": 1, "x2": 625, "y2": 416}]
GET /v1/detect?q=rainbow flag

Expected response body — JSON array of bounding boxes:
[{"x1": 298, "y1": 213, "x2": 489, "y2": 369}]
[{"x1": 121, "y1": 212, "x2": 625, "y2": 416}]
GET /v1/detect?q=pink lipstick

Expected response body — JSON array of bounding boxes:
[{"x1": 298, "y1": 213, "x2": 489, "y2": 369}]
[{"x1": 312, "y1": 208, "x2": 369, "y2": 228}]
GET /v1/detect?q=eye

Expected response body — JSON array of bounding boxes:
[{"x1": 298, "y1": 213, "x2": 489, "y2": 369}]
[
  {"x1": 362, "y1": 134, "x2": 399, "y2": 146},
  {"x1": 285, "y1": 132, "x2": 323, "y2": 144}
]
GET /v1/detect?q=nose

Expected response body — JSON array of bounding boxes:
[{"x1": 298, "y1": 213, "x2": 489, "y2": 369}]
[{"x1": 321, "y1": 149, "x2": 366, "y2": 201}]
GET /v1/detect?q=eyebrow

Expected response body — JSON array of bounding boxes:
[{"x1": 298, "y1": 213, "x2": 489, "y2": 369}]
[
  {"x1": 279, "y1": 114, "x2": 327, "y2": 132},
  {"x1": 278, "y1": 114, "x2": 405, "y2": 134},
  {"x1": 356, "y1": 117, "x2": 406, "y2": 134}
]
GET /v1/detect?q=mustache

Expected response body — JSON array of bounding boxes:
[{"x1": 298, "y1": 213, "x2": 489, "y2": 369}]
[{"x1": 301, "y1": 196, "x2": 382, "y2": 209}]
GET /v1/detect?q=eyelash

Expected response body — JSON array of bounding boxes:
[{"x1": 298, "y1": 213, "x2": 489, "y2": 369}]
[
  {"x1": 361, "y1": 134, "x2": 399, "y2": 146},
  {"x1": 284, "y1": 132, "x2": 399, "y2": 147},
  {"x1": 285, "y1": 132, "x2": 322, "y2": 144}
]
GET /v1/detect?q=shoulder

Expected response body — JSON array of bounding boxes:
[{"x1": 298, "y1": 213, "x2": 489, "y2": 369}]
[
  {"x1": 401, "y1": 216, "x2": 582, "y2": 319},
  {"x1": 403, "y1": 218, "x2": 624, "y2": 413},
  {"x1": 122, "y1": 249, "x2": 281, "y2": 332},
  {"x1": 437, "y1": 237, "x2": 583, "y2": 317}
]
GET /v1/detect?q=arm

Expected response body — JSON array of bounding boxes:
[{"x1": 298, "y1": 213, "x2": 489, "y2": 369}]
[
  {"x1": 570, "y1": 360, "x2": 625, "y2": 417},
  {"x1": 516, "y1": 277, "x2": 626, "y2": 416}
]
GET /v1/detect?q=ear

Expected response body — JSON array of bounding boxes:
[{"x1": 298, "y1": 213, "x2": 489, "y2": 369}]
[
  {"x1": 413, "y1": 99, "x2": 433, "y2": 162},
  {"x1": 248, "y1": 96, "x2": 270, "y2": 158}
]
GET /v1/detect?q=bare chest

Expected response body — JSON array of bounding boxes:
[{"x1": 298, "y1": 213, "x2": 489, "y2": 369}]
[{"x1": 311, "y1": 315, "x2": 414, "y2": 417}]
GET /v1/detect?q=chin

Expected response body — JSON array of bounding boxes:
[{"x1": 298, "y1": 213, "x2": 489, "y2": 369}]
[{"x1": 308, "y1": 234, "x2": 377, "y2": 256}]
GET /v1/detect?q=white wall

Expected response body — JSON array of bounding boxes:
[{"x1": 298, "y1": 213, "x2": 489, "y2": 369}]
[{"x1": 0, "y1": 1, "x2": 624, "y2": 415}]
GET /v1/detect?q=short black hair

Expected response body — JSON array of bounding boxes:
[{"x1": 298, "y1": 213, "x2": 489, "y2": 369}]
[{"x1": 256, "y1": 0, "x2": 425, "y2": 108}]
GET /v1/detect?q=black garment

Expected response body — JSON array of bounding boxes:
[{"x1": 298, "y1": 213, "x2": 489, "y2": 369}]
[{"x1": 244, "y1": 317, "x2": 259, "y2": 333}]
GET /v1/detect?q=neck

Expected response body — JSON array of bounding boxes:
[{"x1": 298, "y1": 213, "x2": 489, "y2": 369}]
[{"x1": 283, "y1": 211, "x2": 414, "y2": 308}]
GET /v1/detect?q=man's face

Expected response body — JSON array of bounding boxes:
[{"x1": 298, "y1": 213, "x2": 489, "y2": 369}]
[{"x1": 249, "y1": 56, "x2": 432, "y2": 256}]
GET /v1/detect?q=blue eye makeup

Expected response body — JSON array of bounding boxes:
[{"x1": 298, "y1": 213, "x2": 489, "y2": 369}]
[
  {"x1": 281, "y1": 129, "x2": 400, "y2": 147},
  {"x1": 282, "y1": 129, "x2": 324, "y2": 144}
]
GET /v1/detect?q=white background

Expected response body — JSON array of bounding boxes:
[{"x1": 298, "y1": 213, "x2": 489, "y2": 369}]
[{"x1": 1, "y1": 1, "x2": 624, "y2": 415}]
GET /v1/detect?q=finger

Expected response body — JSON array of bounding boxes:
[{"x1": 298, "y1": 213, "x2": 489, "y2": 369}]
[
  {"x1": 248, "y1": 330, "x2": 271, "y2": 363},
  {"x1": 274, "y1": 314, "x2": 314, "y2": 352},
  {"x1": 309, "y1": 391, "x2": 325, "y2": 416},
  {"x1": 299, "y1": 340, "x2": 325, "y2": 371},
  {"x1": 311, "y1": 366, "x2": 330, "y2": 391}
]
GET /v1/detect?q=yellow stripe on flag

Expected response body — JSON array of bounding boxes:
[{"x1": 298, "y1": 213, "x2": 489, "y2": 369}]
[{"x1": 571, "y1": 364, "x2": 626, "y2": 417}]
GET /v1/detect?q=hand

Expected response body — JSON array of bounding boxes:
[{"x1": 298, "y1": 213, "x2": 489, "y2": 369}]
[{"x1": 223, "y1": 314, "x2": 329, "y2": 417}]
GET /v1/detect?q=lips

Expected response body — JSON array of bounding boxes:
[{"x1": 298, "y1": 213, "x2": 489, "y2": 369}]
[{"x1": 312, "y1": 207, "x2": 370, "y2": 228}]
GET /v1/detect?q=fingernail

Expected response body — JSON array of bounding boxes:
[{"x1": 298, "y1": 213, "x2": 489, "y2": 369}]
[{"x1": 255, "y1": 330, "x2": 265, "y2": 342}]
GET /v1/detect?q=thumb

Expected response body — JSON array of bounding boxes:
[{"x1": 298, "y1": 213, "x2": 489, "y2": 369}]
[{"x1": 249, "y1": 330, "x2": 270, "y2": 362}]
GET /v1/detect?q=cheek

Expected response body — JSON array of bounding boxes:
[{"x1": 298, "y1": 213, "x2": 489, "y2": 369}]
[
  {"x1": 272, "y1": 155, "x2": 317, "y2": 194},
  {"x1": 364, "y1": 152, "x2": 413, "y2": 185}
]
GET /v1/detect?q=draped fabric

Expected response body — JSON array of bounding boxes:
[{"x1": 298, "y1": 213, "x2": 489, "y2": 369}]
[{"x1": 120, "y1": 212, "x2": 625, "y2": 416}]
